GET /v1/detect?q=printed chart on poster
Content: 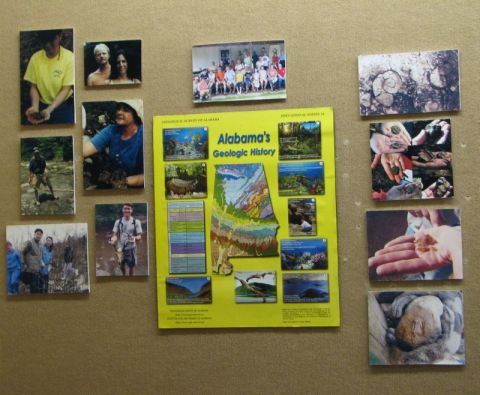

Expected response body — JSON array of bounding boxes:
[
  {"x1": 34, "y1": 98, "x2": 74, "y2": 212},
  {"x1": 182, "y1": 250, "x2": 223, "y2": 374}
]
[{"x1": 153, "y1": 108, "x2": 339, "y2": 328}]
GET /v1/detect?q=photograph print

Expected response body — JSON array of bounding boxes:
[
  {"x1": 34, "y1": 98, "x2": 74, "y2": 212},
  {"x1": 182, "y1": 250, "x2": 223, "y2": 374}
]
[
  {"x1": 166, "y1": 276, "x2": 212, "y2": 305},
  {"x1": 359, "y1": 49, "x2": 460, "y2": 116},
  {"x1": 82, "y1": 100, "x2": 144, "y2": 189},
  {"x1": 20, "y1": 136, "x2": 75, "y2": 216},
  {"x1": 370, "y1": 119, "x2": 453, "y2": 201},
  {"x1": 278, "y1": 162, "x2": 324, "y2": 196},
  {"x1": 6, "y1": 223, "x2": 89, "y2": 295},
  {"x1": 20, "y1": 28, "x2": 75, "y2": 125},
  {"x1": 95, "y1": 203, "x2": 148, "y2": 277},
  {"x1": 368, "y1": 291, "x2": 465, "y2": 365},
  {"x1": 234, "y1": 271, "x2": 277, "y2": 303},
  {"x1": 283, "y1": 273, "x2": 329, "y2": 303},
  {"x1": 288, "y1": 198, "x2": 317, "y2": 236},
  {"x1": 278, "y1": 121, "x2": 321, "y2": 160},
  {"x1": 163, "y1": 127, "x2": 209, "y2": 161},
  {"x1": 281, "y1": 239, "x2": 327, "y2": 270},
  {"x1": 192, "y1": 40, "x2": 286, "y2": 103},
  {"x1": 84, "y1": 39, "x2": 141, "y2": 86},
  {"x1": 165, "y1": 162, "x2": 207, "y2": 199},
  {"x1": 367, "y1": 209, "x2": 462, "y2": 281}
]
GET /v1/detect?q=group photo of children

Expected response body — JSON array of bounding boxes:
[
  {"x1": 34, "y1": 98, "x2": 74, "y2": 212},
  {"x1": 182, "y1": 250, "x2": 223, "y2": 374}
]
[{"x1": 192, "y1": 40, "x2": 286, "y2": 103}]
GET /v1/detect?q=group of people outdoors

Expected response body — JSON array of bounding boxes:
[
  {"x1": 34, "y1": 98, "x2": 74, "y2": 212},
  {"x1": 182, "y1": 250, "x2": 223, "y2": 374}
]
[
  {"x1": 193, "y1": 46, "x2": 286, "y2": 100},
  {"x1": 86, "y1": 42, "x2": 141, "y2": 86},
  {"x1": 6, "y1": 229, "x2": 74, "y2": 295}
]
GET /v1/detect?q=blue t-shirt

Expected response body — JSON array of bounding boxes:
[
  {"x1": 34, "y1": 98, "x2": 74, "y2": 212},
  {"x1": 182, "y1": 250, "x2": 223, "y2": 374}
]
[
  {"x1": 91, "y1": 124, "x2": 144, "y2": 176},
  {"x1": 7, "y1": 249, "x2": 21, "y2": 271},
  {"x1": 41, "y1": 245, "x2": 53, "y2": 275}
]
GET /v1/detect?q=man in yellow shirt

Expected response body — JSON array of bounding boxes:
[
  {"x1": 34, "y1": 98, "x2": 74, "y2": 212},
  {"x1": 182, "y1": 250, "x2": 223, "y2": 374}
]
[{"x1": 23, "y1": 29, "x2": 74, "y2": 125}]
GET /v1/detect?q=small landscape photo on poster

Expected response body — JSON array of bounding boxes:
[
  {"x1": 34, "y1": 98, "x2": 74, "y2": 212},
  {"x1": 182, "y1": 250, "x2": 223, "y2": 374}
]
[
  {"x1": 165, "y1": 162, "x2": 207, "y2": 199},
  {"x1": 283, "y1": 273, "x2": 329, "y2": 303},
  {"x1": 20, "y1": 28, "x2": 75, "y2": 125},
  {"x1": 370, "y1": 119, "x2": 453, "y2": 201},
  {"x1": 84, "y1": 39, "x2": 141, "y2": 86},
  {"x1": 281, "y1": 239, "x2": 327, "y2": 270},
  {"x1": 234, "y1": 271, "x2": 276, "y2": 304},
  {"x1": 6, "y1": 223, "x2": 89, "y2": 295},
  {"x1": 358, "y1": 49, "x2": 460, "y2": 116},
  {"x1": 368, "y1": 291, "x2": 464, "y2": 366},
  {"x1": 82, "y1": 100, "x2": 144, "y2": 190},
  {"x1": 367, "y1": 208, "x2": 462, "y2": 281},
  {"x1": 20, "y1": 136, "x2": 75, "y2": 216},
  {"x1": 95, "y1": 203, "x2": 148, "y2": 277},
  {"x1": 166, "y1": 276, "x2": 212, "y2": 305},
  {"x1": 288, "y1": 198, "x2": 317, "y2": 236},
  {"x1": 278, "y1": 121, "x2": 321, "y2": 160},
  {"x1": 163, "y1": 127, "x2": 209, "y2": 161},
  {"x1": 192, "y1": 40, "x2": 286, "y2": 103},
  {"x1": 278, "y1": 162, "x2": 324, "y2": 196}
]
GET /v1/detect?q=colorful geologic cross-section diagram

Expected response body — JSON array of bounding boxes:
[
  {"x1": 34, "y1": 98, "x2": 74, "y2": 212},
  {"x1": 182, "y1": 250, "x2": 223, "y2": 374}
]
[
  {"x1": 167, "y1": 201, "x2": 206, "y2": 274},
  {"x1": 210, "y1": 164, "x2": 279, "y2": 274}
]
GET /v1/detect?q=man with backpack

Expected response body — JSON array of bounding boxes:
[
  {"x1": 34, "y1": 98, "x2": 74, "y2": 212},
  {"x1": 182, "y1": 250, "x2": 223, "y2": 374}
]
[{"x1": 109, "y1": 203, "x2": 143, "y2": 276}]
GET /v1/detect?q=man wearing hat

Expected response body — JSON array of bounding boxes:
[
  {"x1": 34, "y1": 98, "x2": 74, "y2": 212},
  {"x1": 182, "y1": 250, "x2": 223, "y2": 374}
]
[
  {"x1": 83, "y1": 100, "x2": 144, "y2": 188},
  {"x1": 23, "y1": 29, "x2": 74, "y2": 125},
  {"x1": 29, "y1": 146, "x2": 55, "y2": 205}
]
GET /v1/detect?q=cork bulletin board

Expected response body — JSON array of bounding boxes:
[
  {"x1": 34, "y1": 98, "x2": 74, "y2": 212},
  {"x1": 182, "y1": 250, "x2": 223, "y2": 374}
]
[{"x1": 1, "y1": 1, "x2": 479, "y2": 393}]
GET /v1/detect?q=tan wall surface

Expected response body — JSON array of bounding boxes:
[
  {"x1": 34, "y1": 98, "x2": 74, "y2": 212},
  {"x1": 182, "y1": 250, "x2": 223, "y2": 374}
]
[{"x1": 1, "y1": 1, "x2": 479, "y2": 394}]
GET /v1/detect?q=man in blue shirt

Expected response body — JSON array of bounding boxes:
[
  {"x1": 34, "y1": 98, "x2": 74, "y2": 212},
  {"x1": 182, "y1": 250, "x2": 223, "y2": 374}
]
[{"x1": 83, "y1": 100, "x2": 144, "y2": 188}]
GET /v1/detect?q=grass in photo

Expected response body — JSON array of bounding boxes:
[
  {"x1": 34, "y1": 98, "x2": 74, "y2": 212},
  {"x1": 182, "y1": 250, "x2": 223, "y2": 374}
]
[
  {"x1": 278, "y1": 162, "x2": 324, "y2": 196},
  {"x1": 278, "y1": 121, "x2": 321, "y2": 160},
  {"x1": 165, "y1": 162, "x2": 207, "y2": 199},
  {"x1": 166, "y1": 276, "x2": 212, "y2": 304}
]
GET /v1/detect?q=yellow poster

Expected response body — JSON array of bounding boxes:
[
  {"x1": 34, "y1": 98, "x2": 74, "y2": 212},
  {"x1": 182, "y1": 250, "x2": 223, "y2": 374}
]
[{"x1": 154, "y1": 107, "x2": 339, "y2": 328}]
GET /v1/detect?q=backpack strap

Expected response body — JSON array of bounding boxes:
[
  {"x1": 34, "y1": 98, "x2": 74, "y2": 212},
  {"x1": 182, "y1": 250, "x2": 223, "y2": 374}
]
[{"x1": 119, "y1": 218, "x2": 137, "y2": 236}]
